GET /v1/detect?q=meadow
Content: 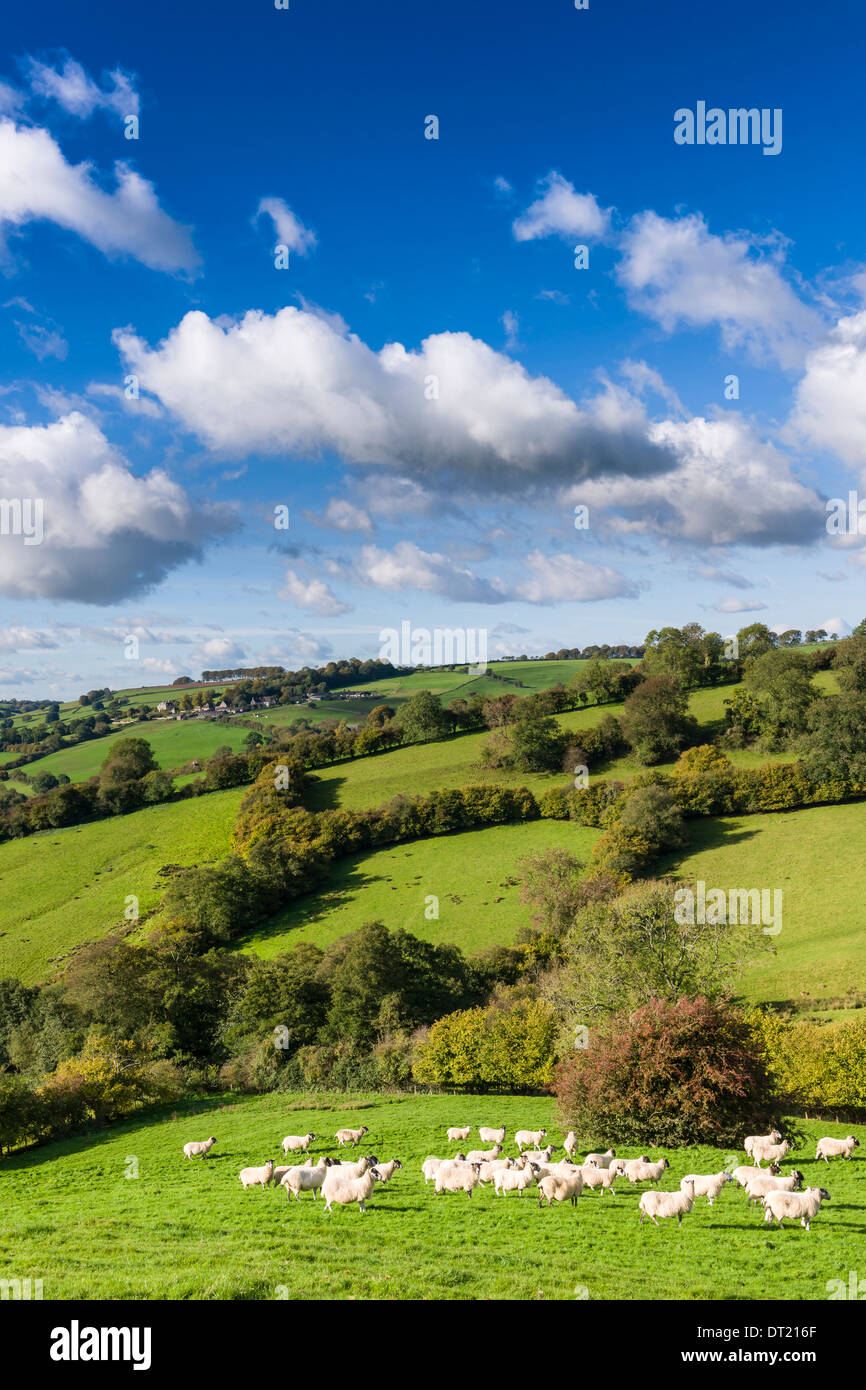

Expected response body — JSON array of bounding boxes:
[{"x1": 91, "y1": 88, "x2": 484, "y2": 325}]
[
  {"x1": 19, "y1": 719, "x2": 252, "y2": 785},
  {"x1": 1, "y1": 1091, "x2": 861, "y2": 1300}
]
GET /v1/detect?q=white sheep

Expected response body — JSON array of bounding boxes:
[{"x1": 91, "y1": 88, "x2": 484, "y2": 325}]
[
  {"x1": 515, "y1": 1128, "x2": 547, "y2": 1151},
  {"x1": 563, "y1": 1132, "x2": 578, "y2": 1159},
  {"x1": 537, "y1": 1168, "x2": 584, "y2": 1208},
  {"x1": 609, "y1": 1154, "x2": 648, "y2": 1177},
  {"x1": 183, "y1": 1136, "x2": 217, "y2": 1160},
  {"x1": 281, "y1": 1132, "x2": 315, "y2": 1156},
  {"x1": 321, "y1": 1164, "x2": 382, "y2": 1214},
  {"x1": 281, "y1": 1156, "x2": 334, "y2": 1201},
  {"x1": 465, "y1": 1143, "x2": 504, "y2": 1164},
  {"x1": 435, "y1": 1161, "x2": 483, "y2": 1197},
  {"x1": 239, "y1": 1159, "x2": 275, "y2": 1190},
  {"x1": 816, "y1": 1135, "x2": 860, "y2": 1162},
  {"x1": 519, "y1": 1144, "x2": 557, "y2": 1165},
  {"x1": 584, "y1": 1148, "x2": 616, "y2": 1169},
  {"x1": 640, "y1": 1179, "x2": 695, "y2": 1228},
  {"x1": 750, "y1": 1138, "x2": 792, "y2": 1167},
  {"x1": 422, "y1": 1154, "x2": 465, "y2": 1184},
  {"x1": 373, "y1": 1158, "x2": 403, "y2": 1182},
  {"x1": 335, "y1": 1125, "x2": 370, "y2": 1148},
  {"x1": 330, "y1": 1154, "x2": 377, "y2": 1179},
  {"x1": 580, "y1": 1161, "x2": 618, "y2": 1197},
  {"x1": 446, "y1": 1126, "x2": 471, "y2": 1143},
  {"x1": 745, "y1": 1170, "x2": 803, "y2": 1207},
  {"x1": 476, "y1": 1158, "x2": 514, "y2": 1185},
  {"x1": 732, "y1": 1161, "x2": 780, "y2": 1188},
  {"x1": 762, "y1": 1186, "x2": 830, "y2": 1231},
  {"x1": 744, "y1": 1129, "x2": 781, "y2": 1158},
  {"x1": 478, "y1": 1125, "x2": 506, "y2": 1144},
  {"x1": 625, "y1": 1157, "x2": 670, "y2": 1185},
  {"x1": 680, "y1": 1171, "x2": 734, "y2": 1206},
  {"x1": 494, "y1": 1163, "x2": 538, "y2": 1196}
]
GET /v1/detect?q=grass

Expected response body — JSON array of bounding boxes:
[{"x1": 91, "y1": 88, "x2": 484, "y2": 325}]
[
  {"x1": 243, "y1": 819, "x2": 600, "y2": 959},
  {"x1": 0, "y1": 788, "x2": 246, "y2": 984},
  {"x1": 1, "y1": 1092, "x2": 861, "y2": 1300},
  {"x1": 18, "y1": 720, "x2": 252, "y2": 786}
]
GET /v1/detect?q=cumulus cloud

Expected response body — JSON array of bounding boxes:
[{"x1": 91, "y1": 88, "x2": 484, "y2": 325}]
[
  {"x1": 515, "y1": 550, "x2": 638, "y2": 603},
  {"x1": 115, "y1": 305, "x2": 674, "y2": 492},
  {"x1": 354, "y1": 540, "x2": 508, "y2": 604},
  {"x1": 279, "y1": 569, "x2": 350, "y2": 616},
  {"x1": 305, "y1": 497, "x2": 373, "y2": 533},
  {"x1": 788, "y1": 309, "x2": 866, "y2": 466},
  {"x1": 260, "y1": 631, "x2": 334, "y2": 666},
  {"x1": 0, "y1": 119, "x2": 198, "y2": 273},
  {"x1": 0, "y1": 626, "x2": 59, "y2": 652},
  {"x1": 255, "y1": 197, "x2": 316, "y2": 255},
  {"x1": 86, "y1": 381, "x2": 164, "y2": 418},
  {"x1": 189, "y1": 637, "x2": 247, "y2": 667},
  {"x1": 25, "y1": 56, "x2": 139, "y2": 121},
  {"x1": 513, "y1": 172, "x2": 611, "y2": 242},
  {"x1": 0, "y1": 412, "x2": 234, "y2": 602},
  {"x1": 712, "y1": 596, "x2": 768, "y2": 613},
  {"x1": 616, "y1": 212, "x2": 821, "y2": 367}
]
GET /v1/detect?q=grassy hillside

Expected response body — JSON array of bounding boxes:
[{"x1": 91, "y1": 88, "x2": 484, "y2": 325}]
[
  {"x1": 1, "y1": 1090, "x2": 860, "y2": 1300},
  {"x1": 244, "y1": 819, "x2": 600, "y2": 959},
  {"x1": 19, "y1": 719, "x2": 252, "y2": 785},
  {"x1": 0, "y1": 788, "x2": 245, "y2": 984}
]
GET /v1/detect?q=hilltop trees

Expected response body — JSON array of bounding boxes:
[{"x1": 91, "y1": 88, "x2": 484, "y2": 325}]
[
  {"x1": 99, "y1": 737, "x2": 158, "y2": 786},
  {"x1": 393, "y1": 690, "x2": 451, "y2": 743},
  {"x1": 620, "y1": 675, "x2": 697, "y2": 764}
]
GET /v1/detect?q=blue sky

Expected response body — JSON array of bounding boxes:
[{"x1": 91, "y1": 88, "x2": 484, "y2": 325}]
[{"x1": 1, "y1": 0, "x2": 865, "y2": 697}]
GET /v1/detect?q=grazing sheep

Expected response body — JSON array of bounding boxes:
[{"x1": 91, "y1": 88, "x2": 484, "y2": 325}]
[
  {"x1": 374, "y1": 1158, "x2": 403, "y2": 1182},
  {"x1": 609, "y1": 1154, "x2": 648, "y2": 1177},
  {"x1": 537, "y1": 1168, "x2": 585, "y2": 1208},
  {"x1": 281, "y1": 1132, "x2": 315, "y2": 1156},
  {"x1": 744, "y1": 1129, "x2": 781, "y2": 1158},
  {"x1": 183, "y1": 1136, "x2": 217, "y2": 1160},
  {"x1": 745, "y1": 1170, "x2": 803, "y2": 1207},
  {"x1": 625, "y1": 1157, "x2": 670, "y2": 1185},
  {"x1": 422, "y1": 1154, "x2": 465, "y2": 1184},
  {"x1": 331, "y1": 1154, "x2": 378, "y2": 1179},
  {"x1": 239, "y1": 1159, "x2": 275, "y2": 1190},
  {"x1": 435, "y1": 1161, "x2": 483, "y2": 1197},
  {"x1": 762, "y1": 1186, "x2": 830, "y2": 1231},
  {"x1": 750, "y1": 1138, "x2": 792, "y2": 1167},
  {"x1": 563, "y1": 1132, "x2": 578, "y2": 1160},
  {"x1": 520, "y1": 1144, "x2": 557, "y2": 1165},
  {"x1": 640, "y1": 1179, "x2": 695, "y2": 1228},
  {"x1": 584, "y1": 1148, "x2": 616, "y2": 1169},
  {"x1": 515, "y1": 1128, "x2": 548, "y2": 1151},
  {"x1": 733, "y1": 1161, "x2": 780, "y2": 1188},
  {"x1": 476, "y1": 1159, "x2": 514, "y2": 1184},
  {"x1": 322, "y1": 1164, "x2": 383, "y2": 1214},
  {"x1": 494, "y1": 1163, "x2": 538, "y2": 1196},
  {"x1": 580, "y1": 1162, "x2": 618, "y2": 1197},
  {"x1": 519, "y1": 1156, "x2": 575, "y2": 1180},
  {"x1": 446, "y1": 1126, "x2": 471, "y2": 1143},
  {"x1": 478, "y1": 1125, "x2": 507, "y2": 1145},
  {"x1": 335, "y1": 1125, "x2": 370, "y2": 1148},
  {"x1": 281, "y1": 1155, "x2": 334, "y2": 1201},
  {"x1": 465, "y1": 1143, "x2": 504, "y2": 1164},
  {"x1": 680, "y1": 1171, "x2": 734, "y2": 1206},
  {"x1": 816, "y1": 1135, "x2": 860, "y2": 1162}
]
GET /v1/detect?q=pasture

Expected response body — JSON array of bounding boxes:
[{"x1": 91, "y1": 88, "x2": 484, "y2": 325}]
[{"x1": 0, "y1": 1092, "x2": 861, "y2": 1300}]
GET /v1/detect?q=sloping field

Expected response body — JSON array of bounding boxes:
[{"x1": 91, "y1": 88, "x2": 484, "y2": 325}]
[{"x1": 18, "y1": 720, "x2": 251, "y2": 785}]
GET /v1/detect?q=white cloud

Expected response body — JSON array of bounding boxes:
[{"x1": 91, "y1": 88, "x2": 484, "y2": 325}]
[
  {"x1": 0, "y1": 412, "x2": 234, "y2": 602},
  {"x1": 515, "y1": 550, "x2": 638, "y2": 603},
  {"x1": 501, "y1": 309, "x2": 519, "y2": 348},
  {"x1": 821, "y1": 616, "x2": 852, "y2": 637},
  {"x1": 713, "y1": 596, "x2": 768, "y2": 613},
  {"x1": 256, "y1": 197, "x2": 316, "y2": 255},
  {"x1": 788, "y1": 309, "x2": 866, "y2": 466},
  {"x1": 0, "y1": 119, "x2": 198, "y2": 273},
  {"x1": 26, "y1": 56, "x2": 139, "y2": 120},
  {"x1": 279, "y1": 569, "x2": 350, "y2": 616},
  {"x1": 86, "y1": 381, "x2": 164, "y2": 418},
  {"x1": 0, "y1": 626, "x2": 59, "y2": 652},
  {"x1": 260, "y1": 631, "x2": 334, "y2": 666},
  {"x1": 189, "y1": 637, "x2": 247, "y2": 667},
  {"x1": 306, "y1": 497, "x2": 373, "y2": 533},
  {"x1": 354, "y1": 540, "x2": 507, "y2": 604},
  {"x1": 513, "y1": 172, "x2": 611, "y2": 242},
  {"x1": 616, "y1": 212, "x2": 821, "y2": 367}
]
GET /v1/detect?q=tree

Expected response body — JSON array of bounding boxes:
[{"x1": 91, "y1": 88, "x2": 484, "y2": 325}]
[
  {"x1": 737, "y1": 622, "x2": 778, "y2": 661},
  {"x1": 804, "y1": 691, "x2": 866, "y2": 785},
  {"x1": 392, "y1": 690, "x2": 451, "y2": 743},
  {"x1": 641, "y1": 625, "x2": 705, "y2": 688},
  {"x1": 620, "y1": 675, "x2": 696, "y2": 764},
  {"x1": 742, "y1": 649, "x2": 815, "y2": 746},
  {"x1": 99, "y1": 737, "x2": 157, "y2": 786},
  {"x1": 833, "y1": 635, "x2": 866, "y2": 693},
  {"x1": 506, "y1": 703, "x2": 564, "y2": 771}
]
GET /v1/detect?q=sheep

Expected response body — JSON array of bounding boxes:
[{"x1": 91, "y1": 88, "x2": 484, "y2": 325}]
[
  {"x1": 610, "y1": 1154, "x2": 648, "y2": 1177},
  {"x1": 374, "y1": 1158, "x2": 403, "y2": 1182},
  {"x1": 446, "y1": 1126, "x2": 471, "y2": 1143},
  {"x1": 494, "y1": 1163, "x2": 538, "y2": 1196},
  {"x1": 640, "y1": 1179, "x2": 695, "y2": 1228},
  {"x1": 478, "y1": 1125, "x2": 506, "y2": 1145},
  {"x1": 519, "y1": 1144, "x2": 557, "y2": 1165},
  {"x1": 745, "y1": 1170, "x2": 803, "y2": 1207},
  {"x1": 530, "y1": 1158, "x2": 581, "y2": 1181},
  {"x1": 330, "y1": 1154, "x2": 378, "y2": 1179},
  {"x1": 750, "y1": 1138, "x2": 792, "y2": 1167},
  {"x1": 537, "y1": 1167, "x2": 585, "y2": 1208},
  {"x1": 584, "y1": 1148, "x2": 616, "y2": 1169},
  {"x1": 732, "y1": 1161, "x2": 780, "y2": 1189},
  {"x1": 816, "y1": 1135, "x2": 860, "y2": 1163},
  {"x1": 680, "y1": 1171, "x2": 734, "y2": 1206},
  {"x1": 744, "y1": 1129, "x2": 782, "y2": 1158},
  {"x1": 322, "y1": 1164, "x2": 383, "y2": 1214},
  {"x1": 239, "y1": 1159, "x2": 275, "y2": 1190},
  {"x1": 183, "y1": 1136, "x2": 217, "y2": 1160},
  {"x1": 563, "y1": 1132, "x2": 578, "y2": 1160},
  {"x1": 625, "y1": 1157, "x2": 670, "y2": 1185},
  {"x1": 281, "y1": 1132, "x2": 315, "y2": 1156},
  {"x1": 476, "y1": 1158, "x2": 514, "y2": 1185},
  {"x1": 580, "y1": 1162, "x2": 618, "y2": 1197},
  {"x1": 515, "y1": 1128, "x2": 547, "y2": 1151},
  {"x1": 281, "y1": 1156, "x2": 334, "y2": 1201},
  {"x1": 335, "y1": 1125, "x2": 370, "y2": 1148},
  {"x1": 762, "y1": 1186, "x2": 830, "y2": 1231},
  {"x1": 465, "y1": 1143, "x2": 504, "y2": 1164},
  {"x1": 422, "y1": 1154, "x2": 465, "y2": 1184},
  {"x1": 435, "y1": 1161, "x2": 483, "y2": 1197}
]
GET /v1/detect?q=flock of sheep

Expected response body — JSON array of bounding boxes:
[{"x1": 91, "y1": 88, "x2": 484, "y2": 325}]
[{"x1": 181, "y1": 1122, "x2": 860, "y2": 1226}]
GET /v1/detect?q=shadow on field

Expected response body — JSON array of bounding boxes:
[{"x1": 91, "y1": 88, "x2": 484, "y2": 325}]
[
  {"x1": 656, "y1": 817, "x2": 762, "y2": 876},
  {"x1": 304, "y1": 776, "x2": 346, "y2": 812}
]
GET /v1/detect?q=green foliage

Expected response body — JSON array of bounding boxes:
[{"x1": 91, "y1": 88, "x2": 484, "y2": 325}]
[
  {"x1": 621, "y1": 675, "x2": 697, "y2": 764},
  {"x1": 414, "y1": 996, "x2": 557, "y2": 1091}
]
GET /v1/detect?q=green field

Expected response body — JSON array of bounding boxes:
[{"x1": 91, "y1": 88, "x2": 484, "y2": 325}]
[
  {"x1": 1, "y1": 1091, "x2": 861, "y2": 1300},
  {"x1": 19, "y1": 719, "x2": 252, "y2": 785},
  {"x1": 244, "y1": 819, "x2": 600, "y2": 959},
  {"x1": 0, "y1": 788, "x2": 245, "y2": 983}
]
